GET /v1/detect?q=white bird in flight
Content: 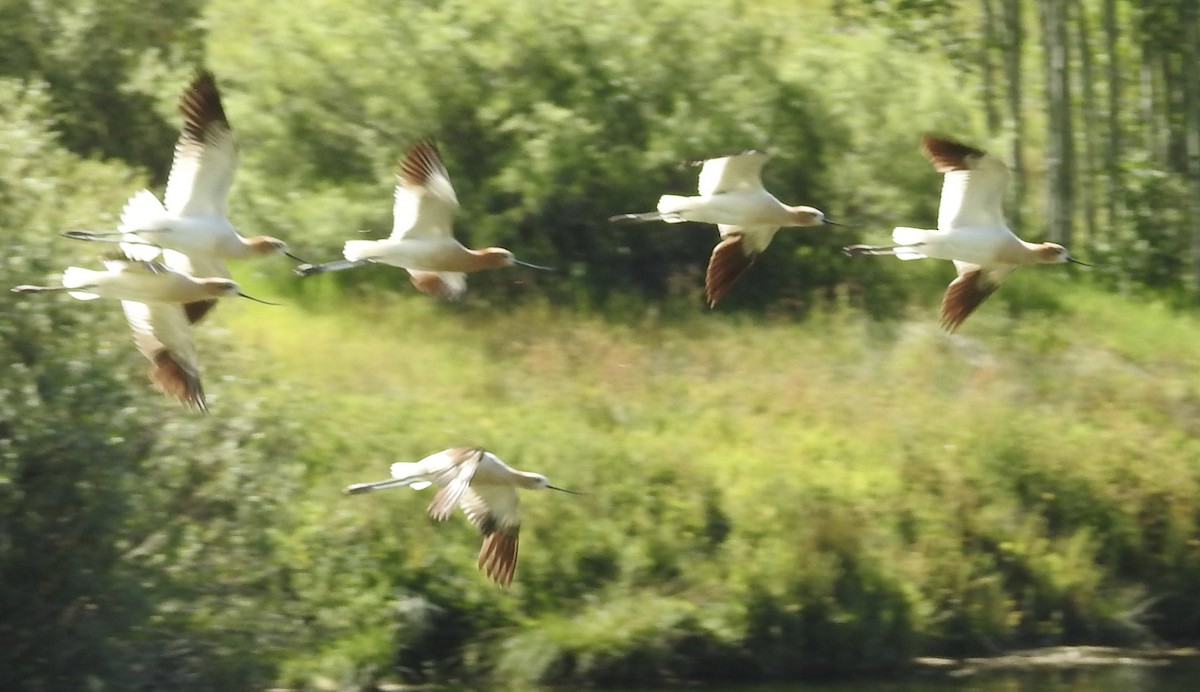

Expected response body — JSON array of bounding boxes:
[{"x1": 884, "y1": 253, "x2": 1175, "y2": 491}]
[
  {"x1": 63, "y1": 71, "x2": 303, "y2": 323},
  {"x1": 13, "y1": 254, "x2": 276, "y2": 410},
  {"x1": 295, "y1": 139, "x2": 549, "y2": 300},
  {"x1": 610, "y1": 150, "x2": 839, "y2": 307},
  {"x1": 844, "y1": 134, "x2": 1088, "y2": 332},
  {"x1": 345, "y1": 447, "x2": 580, "y2": 586}
]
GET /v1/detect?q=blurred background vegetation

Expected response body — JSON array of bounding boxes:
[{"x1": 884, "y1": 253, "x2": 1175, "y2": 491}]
[{"x1": 2, "y1": 0, "x2": 1199, "y2": 689}]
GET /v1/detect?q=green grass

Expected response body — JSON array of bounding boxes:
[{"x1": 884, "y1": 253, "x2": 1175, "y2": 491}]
[{"x1": 198, "y1": 272, "x2": 1200, "y2": 687}]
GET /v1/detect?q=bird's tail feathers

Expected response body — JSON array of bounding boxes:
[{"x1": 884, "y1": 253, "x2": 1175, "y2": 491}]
[
  {"x1": 61, "y1": 267, "x2": 102, "y2": 300},
  {"x1": 343, "y1": 240, "x2": 381, "y2": 262},
  {"x1": 117, "y1": 190, "x2": 169, "y2": 261},
  {"x1": 119, "y1": 190, "x2": 167, "y2": 233},
  {"x1": 387, "y1": 462, "x2": 432, "y2": 489},
  {"x1": 654, "y1": 195, "x2": 693, "y2": 222},
  {"x1": 891, "y1": 227, "x2": 930, "y2": 260}
]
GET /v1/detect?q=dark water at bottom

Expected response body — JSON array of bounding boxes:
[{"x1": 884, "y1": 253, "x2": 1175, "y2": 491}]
[{"x1": 603, "y1": 658, "x2": 1200, "y2": 692}]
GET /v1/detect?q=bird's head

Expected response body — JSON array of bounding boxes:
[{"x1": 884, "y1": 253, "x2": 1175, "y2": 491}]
[
  {"x1": 791, "y1": 206, "x2": 841, "y2": 228},
  {"x1": 522, "y1": 472, "x2": 582, "y2": 494},
  {"x1": 202, "y1": 278, "x2": 279, "y2": 305},
  {"x1": 482, "y1": 247, "x2": 518, "y2": 269},
  {"x1": 1036, "y1": 242, "x2": 1090, "y2": 266},
  {"x1": 249, "y1": 236, "x2": 307, "y2": 263},
  {"x1": 481, "y1": 248, "x2": 554, "y2": 271},
  {"x1": 204, "y1": 278, "x2": 243, "y2": 298}
]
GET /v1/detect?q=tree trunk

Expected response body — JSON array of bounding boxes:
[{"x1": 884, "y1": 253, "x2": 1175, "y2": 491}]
[
  {"x1": 980, "y1": 0, "x2": 1001, "y2": 134},
  {"x1": 1002, "y1": 0, "x2": 1025, "y2": 229},
  {"x1": 1073, "y1": 0, "x2": 1098, "y2": 251},
  {"x1": 1102, "y1": 0, "x2": 1121, "y2": 230},
  {"x1": 1182, "y1": 2, "x2": 1200, "y2": 296},
  {"x1": 1160, "y1": 47, "x2": 1187, "y2": 173},
  {"x1": 1041, "y1": 0, "x2": 1074, "y2": 246},
  {"x1": 1141, "y1": 43, "x2": 1162, "y2": 163}
]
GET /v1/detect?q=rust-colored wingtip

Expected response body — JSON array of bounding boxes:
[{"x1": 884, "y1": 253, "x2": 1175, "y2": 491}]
[
  {"x1": 939, "y1": 310, "x2": 968, "y2": 333},
  {"x1": 939, "y1": 270, "x2": 999, "y2": 333},
  {"x1": 477, "y1": 530, "x2": 519, "y2": 587},
  {"x1": 179, "y1": 70, "x2": 228, "y2": 133},
  {"x1": 397, "y1": 138, "x2": 443, "y2": 187},
  {"x1": 149, "y1": 351, "x2": 207, "y2": 412},
  {"x1": 704, "y1": 235, "x2": 758, "y2": 308},
  {"x1": 920, "y1": 134, "x2": 986, "y2": 173}
]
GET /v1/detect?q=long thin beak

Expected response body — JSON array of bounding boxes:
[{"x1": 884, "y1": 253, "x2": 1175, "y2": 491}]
[
  {"x1": 238, "y1": 292, "x2": 281, "y2": 306},
  {"x1": 515, "y1": 259, "x2": 554, "y2": 271},
  {"x1": 547, "y1": 484, "x2": 583, "y2": 495},
  {"x1": 824, "y1": 218, "x2": 845, "y2": 226},
  {"x1": 284, "y1": 251, "x2": 309, "y2": 263},
  {"x1": 1068, "y1": 257, "x2": 1092, "y2": 267}
]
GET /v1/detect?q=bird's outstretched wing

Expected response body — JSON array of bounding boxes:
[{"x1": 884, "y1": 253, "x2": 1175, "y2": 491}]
[
  {"x1": 704, "y1": 225, "x2": 779, "y2": 307},
  {"x1": 391, "y1": 139, "x2": 460, "y2": 241},
  {"x1": 406, "y1": 269, "x2": 467, "y2": 301},
  {"x1": 121, "y1": 301, "x2": 206, "y2": 411},
  {"x1": 164, "y1": 72, "x2": 238, "y2": 218},
  {"x1": 459, "y1": 485, "x2": 521, "y2": 586},
  {"x1": 423, "y1": 448, "x2": 483, "y2": 521},
  {"x1": 940, "y1": 261, "x2": 1015, "y2": 332},
  {"x1": 696, "y1": 150, "x2": 769, "y2": 196},
  {"x1": 922, "y1": 135, "x2": 1009, "y2": 233}
]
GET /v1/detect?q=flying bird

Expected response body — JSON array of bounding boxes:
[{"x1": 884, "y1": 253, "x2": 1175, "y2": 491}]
[
  {"x1": 12, "y1": 254, "x2": 276, "y2": 410},
  {"x1": 843, "y1": 134, "x2": 1088, "y2": 332},
  {"x1": 610, "y1": 150, "x2": 839, "y2": 307},
  {"x1": 63, "y1": 71, "x2": 304, "y2": 323},
  {"x1": 295, "y1": 139, "x2": 549, "y2": 300},
  {"x1": 345, "y1": 447, "x2": 580, "y2": 586}
]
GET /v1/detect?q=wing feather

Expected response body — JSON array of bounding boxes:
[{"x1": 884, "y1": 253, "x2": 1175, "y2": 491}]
[
  {"x1": 424, "y1": 448, "x2": 482, "y2": 521},
  {"x1": 391, "y1": 139, "x2": 460, "y2": 241},
  {"x1": 696, "y1": 151, "x2": 769, "y2": 196},
  {"x1": 460, "y1": 485, "x2": 521, "y2": 587},
  {"x1": 121, "y1": 301, "x2": 205, "y2": 410},
  {"x1": 922, "y1": 135, "x2": 1008, "y2": 232},
  {"x1": 940, "y1": 262, "x2": 1015, "y2": 332},
  {"x1": 164, "y1": 72, "x2": 238, "y2": 218},
  {"x1": 704, "y1": 225, "x2": 779, "y2": 307},
  {"x1": 406, "y1": 269, "x2": 467, "y2": 301}
]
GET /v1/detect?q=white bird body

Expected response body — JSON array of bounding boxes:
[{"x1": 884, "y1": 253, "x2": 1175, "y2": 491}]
[
  {"x1": 345, "y1": 447, "x2": 577, "y2": 586},
  {"x1": 66, "y1": 72, "x2": 302, "y2": 304},
  {"x1": 119, "y1": 189, "x2": 249, "y2": 264},
  {"x1": 297, "y1": 140, "x2": 546, "y2": 300},
  {"x1": 610, "y1": 150, "x2": 833, "y2": 306},
  {"x1": 843, "y1": 134, "x2": 1085, "y2": 331},
  {"x1": 342, "y1": 237, "x2": 475, "y2": 276},
  {"x1": 56, "y1": 257, "x2": 237, "y2": 304},
  {"x1": 888, "y1": 225, "x2": 1041, "y2": 266},
  {"x1": 656, "y1": 189, "x2": 804, "y2": 228},
  {"x1": 12, "y1": 255, "x2": 270, "y2": 411}
]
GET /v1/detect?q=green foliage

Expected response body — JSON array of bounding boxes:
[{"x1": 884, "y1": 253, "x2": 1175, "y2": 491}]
[
  {"x1": 0, "y1": 0, "x2": 206, "y2": 175},
  {"x1": 1093, "y1": 156, "x2": 1194, "y2": 294},
  {"x1": 203, "y1": 0, "x2": 978, "y2": 309},
  {"x1": 198, "y1": 284, "x2": 1200, "y2": 688},
  {"x1": 4, "y1": 0, "x2": 1200, "y2": 689},
  {"x1": 0, "y1": 78, "x2": 314, "y2": 690}
]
